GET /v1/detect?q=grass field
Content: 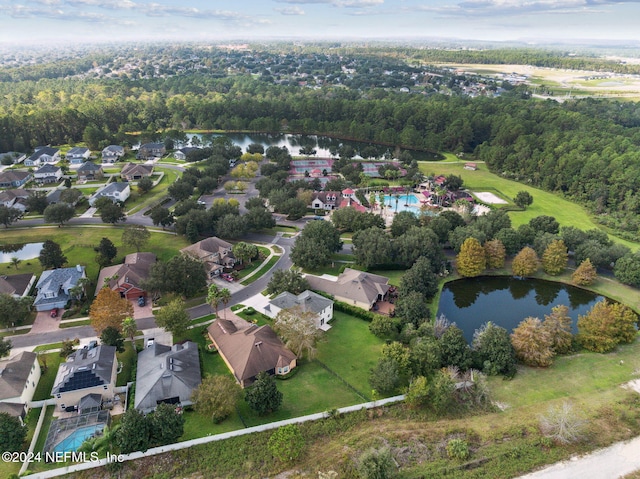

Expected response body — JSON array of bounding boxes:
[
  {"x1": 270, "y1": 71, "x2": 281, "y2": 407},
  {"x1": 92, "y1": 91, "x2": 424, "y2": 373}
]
[
  {"x1": 0, "y1": 227, "x2": 189, "y2": 293},
  {"x1": 240, "y1": 254, "x2": 281, "y2": 285},
  {"x1": 420, "y1": 161, "x2": 639, "y2": 251},
  {"x1": 32, "y1": 353, "x2": 64, "y2": 401},
  {"x1": 125, "y1": 167, "x2": 178, "y2": 214}
]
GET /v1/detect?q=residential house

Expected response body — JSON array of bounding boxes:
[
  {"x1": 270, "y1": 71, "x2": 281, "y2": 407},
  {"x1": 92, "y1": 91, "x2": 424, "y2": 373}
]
[
  {"x1": 95, "y1": 252, "x2": 156, "y2": 301},
  {"x1": 76, "y1": 161, "x2": 103, "y2": 181},
  {"x1": 0, "y1": 189, "x2": 30, "y2": 213},
  {"x1": 88, "y1": 182, "x2": 130, "y2": 206},
  {"x1": 174, "y1": 147, "x2": 199, "y2": 160},
  {"x1": 66, "y1": 147, "x2": 91, "y2": 164},
  {"x1": 101, "y1": 145, "x2": 125, "y2": 163},
  {"x1": 24, "y1": 147, "x2": 60, "y2": 167},
  {"x1": 180, "y1": 237, "x2": 236, "y2": 279},
  {"x1": 0, "y1": 171, "x2": 32, "y2": 188},
  {"x1": 0, "y1": 273, "x2": 36, "y2": 298},
  {"x1": 0, "y1": 152, "x2": 26, "y2": 165},
  {"x1": 207, "y1": 318, "x2": 297, "y2": 387},
  {"x1": 120, "y1": 162, "x2": 154, "y2": 181},
  {"x1": 134, "y1": 341, "x2": 201, "y2": 413},
  {"x1": 305, "y1": 268, "x2": 391, "y2": 311},
  {"x1": 464, "y1": 162, "x2": 477, "y2": 171},
  {"x1": 51, "y1": 344, "x2": 117, "y2": 412},
  {"x1": 136, "y1": 143, "x2": 165, "y2": 160},
  {"x1": 34, "y1": 164, "x2": 63, "y2": 184},
  {"x1": 33, "y1": 265, "x2": 86, "y2": 312},
  {"x1": 264, "y1": 290, "x2": 333, "y2": 330},
  {"x1": 310, "y1": 191, "x2": 342, "y2": 210},
  {"x1": 0, "y1": 352, "x2": 41, "y2": 422}
]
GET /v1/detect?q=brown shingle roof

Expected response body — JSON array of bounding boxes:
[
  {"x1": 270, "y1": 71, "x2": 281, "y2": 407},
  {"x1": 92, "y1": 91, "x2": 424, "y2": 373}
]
[
  {"x1": 95, "y1": 253, "x2": 156, "y2": 296},
  {"x1": 0, "y1": 273, "x2": 35, "y2": 296},
  {"x1": 305, "y1": 268, "x2": 390, "y2": 307},
  {"x1": 207, "y1": 318, "x2": 296, "y2": 386},
  {"x1": 121, "y1": 162, "x2": 153, "y2": 178}
]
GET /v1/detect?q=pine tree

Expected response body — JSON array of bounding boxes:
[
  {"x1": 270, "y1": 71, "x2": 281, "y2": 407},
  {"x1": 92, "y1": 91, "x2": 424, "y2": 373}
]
[
  {"x1": 512, "y1": 246, "x2": 539, "y2": 277},
  {"x1": 542, "y1": 240, "x2": 568, "y2": 275},
  {"x1": 245, "y1": 372, "x2": 283, "y2": 415},
  {"x1": 572, "y1": 258, "x2": 597, "y2": 286},
  {"x1": 484, "y1": 239, "x2": 506, "y2": 269},
  {"x1": 456, "y1": 237, "x2": 486, "y2": 277},
  {"x1": 511, "y1": 317, "x2": 555, "y2": 367}
]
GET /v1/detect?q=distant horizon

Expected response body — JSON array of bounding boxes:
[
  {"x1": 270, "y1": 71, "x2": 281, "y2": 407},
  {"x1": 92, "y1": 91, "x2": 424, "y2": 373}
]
[{"x1": 0, "y1": 0, "x2": 639, "y2": 47}]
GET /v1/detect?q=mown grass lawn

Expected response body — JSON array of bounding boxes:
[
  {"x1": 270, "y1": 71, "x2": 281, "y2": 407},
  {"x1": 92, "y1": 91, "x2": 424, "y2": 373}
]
[
  {"x1": 0, "y1": 227, "x2": 189, "y2": 294},
  {"x1": 125, "y1": 167, "x2": 179, "y2": 214},
  {"x1": 116, "y1": 342, "x2": 137, "y2": 387},
  {"x1": 315, "y1": 311, "x2": 384, "y2": 397},
  {"x1": 488, "y1": 340, "x2": 640, "y2": 410},
  {"x1": 420, "y1": 161, "x2": 639, "y2": 251},
  {"x1": 33, "y1": 353, "x2": 63, "y2": 401}
]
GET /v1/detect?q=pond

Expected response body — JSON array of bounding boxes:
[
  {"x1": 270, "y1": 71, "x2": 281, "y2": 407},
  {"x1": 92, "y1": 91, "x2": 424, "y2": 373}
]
[
  {"x1": 437, "y1": 276, "x2": 605, "y2": 343},
  {"x1": 181, "y1": 132, "x2": 442, "y2": 161},
  {"x1": 0, "y1": 242, "x2": 44, "y2": 263}
]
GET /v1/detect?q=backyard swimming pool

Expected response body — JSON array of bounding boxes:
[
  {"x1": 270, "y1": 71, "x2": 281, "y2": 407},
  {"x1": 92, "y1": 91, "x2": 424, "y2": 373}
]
[
  {"x1": 383, "y1": 194, "x2": 420, "y2": 213},
  {"x1": 52, "y1": 425, "x2": 104, "y2": 454}
]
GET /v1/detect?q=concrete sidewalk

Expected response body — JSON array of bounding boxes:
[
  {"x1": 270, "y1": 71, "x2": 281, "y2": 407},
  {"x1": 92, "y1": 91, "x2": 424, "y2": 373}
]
[{"x1": 518, "y1": 436, "x2": 640, "y2": 479}]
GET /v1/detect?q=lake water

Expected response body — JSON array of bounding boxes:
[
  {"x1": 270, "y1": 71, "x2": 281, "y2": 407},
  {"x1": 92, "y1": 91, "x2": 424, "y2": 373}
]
[
  {"x1": 0, "y1": 242, "x2": 44, "y2": 263},
  {"x1": 181, "y1": 132, "x2": 442, "y2": 161},
  {"x1": 437, "y1": 276, "x2": 605, "y2": 343}
]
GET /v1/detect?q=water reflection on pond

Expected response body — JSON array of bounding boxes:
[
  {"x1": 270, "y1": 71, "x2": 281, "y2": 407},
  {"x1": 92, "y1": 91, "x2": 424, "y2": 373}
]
[
  {"x1": 0, "y1": 243, "x2": 44, "y2": 263},
  {"x1": 437, "y1": 276, "x2": 605, "y2": 343}
]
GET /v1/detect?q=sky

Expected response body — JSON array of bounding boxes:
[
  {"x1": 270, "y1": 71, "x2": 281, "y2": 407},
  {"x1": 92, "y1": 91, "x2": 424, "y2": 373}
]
[{"x1": 0, "y1": 0, "x2": 639, "y2": 45}]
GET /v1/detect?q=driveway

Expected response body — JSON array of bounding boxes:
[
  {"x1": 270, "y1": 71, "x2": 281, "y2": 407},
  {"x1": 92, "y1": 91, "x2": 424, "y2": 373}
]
[
  {"x1": 30, "y1": 309, "x2": 65, "y2": 334},
  {"x1": 131, "y1": 299, "x2": 153, "y2": 319}
]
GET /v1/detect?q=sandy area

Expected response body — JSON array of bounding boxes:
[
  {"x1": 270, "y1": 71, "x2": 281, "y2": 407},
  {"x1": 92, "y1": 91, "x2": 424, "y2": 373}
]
[{"x1": 473, "y1": 191, "x2": 508, "y2": 204}]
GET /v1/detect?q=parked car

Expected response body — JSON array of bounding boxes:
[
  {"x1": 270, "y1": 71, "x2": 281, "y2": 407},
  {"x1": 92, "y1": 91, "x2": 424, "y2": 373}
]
[
  {"x1": 137, "y1": 296, "x2": 146, "y2": 307},
  {"x1": 50, "y1": 308, "x2": 58, "y2": 318},
  {"x1": 221, "y1": 273, "x2": 234, "y2": 282}
]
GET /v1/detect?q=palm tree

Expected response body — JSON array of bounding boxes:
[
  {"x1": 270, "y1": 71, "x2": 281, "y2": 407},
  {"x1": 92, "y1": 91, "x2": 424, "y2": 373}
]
[
  {"x1": 207, "y1": 284, "x2": 222, "y2": 317},
  {"x1": 219, "y1": 288, "x2": 231, "y2": 319},
  {"x1": 122, "y1": 316, "x2": 137, "y2": 343},
  {"x1": 9, "y1": 257, "x2": 20, "y2": 270}
]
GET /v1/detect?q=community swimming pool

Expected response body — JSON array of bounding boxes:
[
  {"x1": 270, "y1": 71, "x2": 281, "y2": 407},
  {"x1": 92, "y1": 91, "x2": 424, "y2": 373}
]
[
  {"x1": 52, "y1": 425, "x2": 104, "y2": 454},
  {"x1": 383, "y1": 194, "x2": 420, "y2": 213}
]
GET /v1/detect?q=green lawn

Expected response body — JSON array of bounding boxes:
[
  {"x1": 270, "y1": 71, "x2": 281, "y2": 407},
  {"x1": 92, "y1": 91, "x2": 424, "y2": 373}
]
[
  {"x1": 240, "y1": 254, "x2": 281, "y2": 286},
  {"x1": 489, "y1": 339, "x2": 640, "y2": 410},
  {"x1": 236, "y1": 246, "x2": 272, "y2": 280},
  {"x1": 116, "y1": 342, "x2": 137, "y2": 386},
  {"x1": 0, "y1": 227, "x2": 189, "y2": 295},
  {"x1": 420, "y1": 161, "x2": 639, "y2": 251},
  {"x1": 236, "y1": 360, "x2": 364, "y2": 427},
  {"x1": 369, "y1": 268, "x2": 405, "y2": 287},
  {"x1": 59, "y1": 319, "x2": 91, "y2": 328},
  {"x1": 125, "y1": 167, "x2": 179, "y2": 214},
  {"x1": 33, "y1": 353, "x2": 63, "y2": 401},
  {"x1": 315, "y1": 311, "x2": 384, "y2": 397}
]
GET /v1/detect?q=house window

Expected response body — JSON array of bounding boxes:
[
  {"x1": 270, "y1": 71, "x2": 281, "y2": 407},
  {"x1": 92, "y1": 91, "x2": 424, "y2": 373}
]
[{"x1": 278, "y1": 366, "x2": 290, "y2": 375}]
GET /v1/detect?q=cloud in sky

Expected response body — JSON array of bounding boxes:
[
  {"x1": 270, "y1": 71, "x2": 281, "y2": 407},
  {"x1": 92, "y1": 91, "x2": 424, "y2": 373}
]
[
  {"x1": 275, "y1": 6, "x2": 305, "y2": 15},
  {"x1": 0, "y1": 0, "x2": 638, "y2": 43}
]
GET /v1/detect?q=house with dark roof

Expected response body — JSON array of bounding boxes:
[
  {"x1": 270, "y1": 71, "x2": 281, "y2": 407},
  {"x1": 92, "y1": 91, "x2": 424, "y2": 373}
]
[
  {"x1": 0, "y1": 352, "x2": 41, "y2": 422},
  {"x1": 24, "y1": 147, "x2": 60, "y2": 167},
  {"x1": 76, "y1": 161, "x2": 103, "y2": 181},
  {"x1": 66, "y1": 147, "x2": 91, "y2": 164},
  {"x1": 0, "y1": 189, "x2": 30, "y2": 212},
  {"x1": 0, "y1": 170, "x2": 32, "y2": 188},
  {"x1": 310, "y1": 191, "x2": 342, "y2": 210},
  {"x1": 305, "y1": 268, "x2": 390, "y2": 311},
  {"x1": 34, "y1": 164, "x2": 63, "y2": 184},
  {"x1": 0, "y1": 273, "x2": 36, "y2": 298},
  {"x1": 101, "y1": 145, "x2": 125, "y2": 163},
  {"x1": 174, "y1": 147, "x2": 200, "y2": 161},
  {"x1": 95, "y1": 252, "x2": 156, "y2": 301},
  {"x1": 207, "y1": 318, "x2": 296, "y2": 387},
  {"x1": 135, "y1": 341, "x2": 201, "y2": 413},
  {"x1": 136, "y1": 143, "x2": 165, "y2": 160},
  {"x1": 264, "y1": 290, "x2": 333, "y2": 330},
  {"x1": 120, "y1": 162, "x2": 154, "y2": 181},
  {"x1": 51, "y1": 345, "x2": 117, "y2": 412},
  {"x1": 33, "y1": 265, "x2": 86, "y2": 312},
  {"x1": 88, "y1": 182, "x2": 130, "y2": 206},
  {"x1": 180, "y1": 237, "x2": 236, "y2": 279}
]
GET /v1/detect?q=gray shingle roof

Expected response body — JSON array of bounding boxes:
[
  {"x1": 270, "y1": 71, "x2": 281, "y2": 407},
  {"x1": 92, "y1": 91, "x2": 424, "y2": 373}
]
[
  {"x1": 28, "y1": 147, "x2": 58, "y2": 161},
  {"x1": 270, "y1": 290, "x2": 333, "y2": 315},
  {"x1": 35, "y1": 164, "x2": 61, "y2": 174},
  {"x1": 135, "y1": 341, "x2": 201, "y2": 413},
  {"x1": 0, "y1": 351, "x2": 37, "y2": 400},
  {"x1": 52, "y1": 345, "x2": 116, "y2": 395},
  {"x1": 34, "y1": 266, "x2": 86, "y2": 309}
]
